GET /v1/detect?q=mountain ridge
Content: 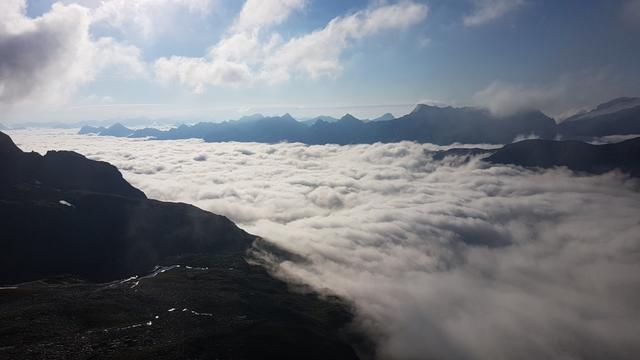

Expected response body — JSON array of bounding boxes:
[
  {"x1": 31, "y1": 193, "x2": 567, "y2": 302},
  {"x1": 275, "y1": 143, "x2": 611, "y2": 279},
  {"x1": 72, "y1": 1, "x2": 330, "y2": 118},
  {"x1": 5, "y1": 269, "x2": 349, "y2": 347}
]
[
  {"x1": 0, "y1": 130, "x2": 363, "y2": 358},
  {"x1": 77, "y1": 96, "x2": 640, "y2": 145}
]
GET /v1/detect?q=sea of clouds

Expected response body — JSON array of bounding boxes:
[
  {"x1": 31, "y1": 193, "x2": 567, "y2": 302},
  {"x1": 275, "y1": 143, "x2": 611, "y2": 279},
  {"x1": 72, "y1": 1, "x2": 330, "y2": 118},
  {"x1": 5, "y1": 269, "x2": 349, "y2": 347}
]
[{"x1": 9, "y1": 129, "x2": 640, "y2": 360}]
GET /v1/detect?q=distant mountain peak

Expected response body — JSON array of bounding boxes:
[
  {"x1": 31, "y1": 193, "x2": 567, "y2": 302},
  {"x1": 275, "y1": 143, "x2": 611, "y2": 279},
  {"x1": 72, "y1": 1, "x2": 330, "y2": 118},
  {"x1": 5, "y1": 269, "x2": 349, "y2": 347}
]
[
  {"x1": 236, "y1": 113, "x2": 265, "y2": 123},
  {"x1": 100, "y1": 123, "x2": 134, "y2": 137},
  {"x1": 372, "y1": 113, "x2": 395, "y2": 122},
  {"x1": 281, "y1": 113, "x2": 296, "y2": 121},
  {"x1": 108, "y1": 123, "x2": 127, "y2": 130},
  {"x1": 410, "y1": 103, "x2": 441, "y2": 114},
  {"x1": 340, "y1": 113, "x2": 360, "y2": 122}
]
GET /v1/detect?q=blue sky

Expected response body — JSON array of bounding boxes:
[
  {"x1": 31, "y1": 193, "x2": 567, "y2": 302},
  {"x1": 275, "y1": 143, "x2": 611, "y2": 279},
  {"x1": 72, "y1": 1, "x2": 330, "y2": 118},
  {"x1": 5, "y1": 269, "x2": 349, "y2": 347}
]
[{"x1": 2, "y1": 0, "x2": 639, "y2": 123}]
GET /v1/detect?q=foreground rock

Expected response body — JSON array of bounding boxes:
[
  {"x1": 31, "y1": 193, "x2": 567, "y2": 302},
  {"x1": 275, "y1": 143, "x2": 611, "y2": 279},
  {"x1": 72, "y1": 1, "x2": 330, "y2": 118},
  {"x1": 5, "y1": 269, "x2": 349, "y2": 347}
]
[
  {"x1": 0, "y1": 253, "x2": 361, "y2": 359},
  {"x1": 0, "y1": 131, "x2": 362, "y2": 359},
  {"x1": 0, "y1": 131, "x2": 252, "y2": 284}
]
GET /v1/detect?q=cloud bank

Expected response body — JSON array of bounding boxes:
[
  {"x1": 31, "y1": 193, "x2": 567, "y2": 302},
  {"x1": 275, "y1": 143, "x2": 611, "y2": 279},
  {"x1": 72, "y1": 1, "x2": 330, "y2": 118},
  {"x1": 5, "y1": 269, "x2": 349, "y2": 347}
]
[{"x1": 9, "y1": 129, "x2": 640, "y2": 359}]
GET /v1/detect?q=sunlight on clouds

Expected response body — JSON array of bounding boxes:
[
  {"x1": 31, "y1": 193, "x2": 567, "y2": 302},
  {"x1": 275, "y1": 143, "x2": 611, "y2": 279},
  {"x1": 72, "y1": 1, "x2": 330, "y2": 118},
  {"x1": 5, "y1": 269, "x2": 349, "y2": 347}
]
[
  {"x1": 153, "y1": 1, "x2": 428, "y2": 89},
  {"x1": 232, "y1": 0, "x2": 306, "y2": 32},
  {"x1": 0, "y1": 1, "x2": 147, "y2": 109}
]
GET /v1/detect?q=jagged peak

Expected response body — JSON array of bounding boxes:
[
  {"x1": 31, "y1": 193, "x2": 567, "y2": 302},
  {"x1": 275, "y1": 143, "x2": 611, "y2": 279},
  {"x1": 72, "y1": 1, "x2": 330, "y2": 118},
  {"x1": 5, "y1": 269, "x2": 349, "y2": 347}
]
[
  {"x1": 340, "y1": 113, "x2": 360, "y2": 122},
  {"x1": 373, "y1": 113, "x2": 395, "y2": 121},
  {"x1": 281, "y1": 113, "x2": 296, "y2": 121},
  {"x1": 108, "y1": 123, "x2": 130, "y2": 130}
]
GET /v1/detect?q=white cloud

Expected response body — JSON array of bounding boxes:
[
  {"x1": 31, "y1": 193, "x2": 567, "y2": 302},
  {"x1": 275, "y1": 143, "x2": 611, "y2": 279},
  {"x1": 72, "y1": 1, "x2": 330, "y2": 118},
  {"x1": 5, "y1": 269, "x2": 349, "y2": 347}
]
[
  {"x1": 260, "y1": 1, "x2": 429, "y2": 82},
  {"x1": 463, "y1": 0, "x2": 524, "y2": 27},
  {"x1": 232, "y1": 0, "x2": 306, "y2": 32},
  {"x1": 154, "y1": 56, "x2": 252, "y2": 92},
  {"x1": 0, "y1": 2, "x2": 93, "y2": 105},
  {"x1": 154, "y1": 1, "x2": 428, "y2": 90},
  {"x1": 473, "y1": 80, "x2": 561, "y2": 117},
  {"x1": 93, "y1": 37, "x2": 148, "y2": 77},
  {"x1": 0, "y1": 1, "x2": 147, "y2": 109},
  {"x1": 10, "y1": 128, "x2": 640, "y2": 360},
  {"x1": 91, "y1": 0, "x2": 216, "y2": 38}
]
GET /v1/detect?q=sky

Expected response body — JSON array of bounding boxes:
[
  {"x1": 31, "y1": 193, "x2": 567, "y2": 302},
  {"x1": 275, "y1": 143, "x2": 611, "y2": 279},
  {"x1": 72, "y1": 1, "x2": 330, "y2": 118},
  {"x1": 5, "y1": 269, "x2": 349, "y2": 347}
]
[{"x1": 1, "y1": 0, "x2": 640, "y2": 124}]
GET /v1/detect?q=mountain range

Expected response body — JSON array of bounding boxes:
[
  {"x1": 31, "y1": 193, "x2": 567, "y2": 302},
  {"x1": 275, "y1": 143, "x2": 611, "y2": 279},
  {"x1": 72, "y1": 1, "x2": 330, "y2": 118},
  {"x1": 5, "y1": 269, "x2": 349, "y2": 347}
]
[{"x1": 79, "y1": 97, "x2": 640, "y2": 145}]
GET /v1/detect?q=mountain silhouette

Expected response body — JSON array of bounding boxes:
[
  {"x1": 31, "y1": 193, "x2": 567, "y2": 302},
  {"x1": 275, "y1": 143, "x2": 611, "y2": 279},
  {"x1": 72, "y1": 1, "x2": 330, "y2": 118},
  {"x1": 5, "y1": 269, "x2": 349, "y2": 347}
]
[
  {"x1": 371, "y1": 113, "x2": 395, "y2": 122},
  {"x1": 79, "y1": 97, "x2": 640, "y2": 145},
  {"x1": 0, "y1": 131, "x2": 253, "y2": 283},
  {"x1": 0, "y1": 130, "x2": 362, "y2": 359},
  {"x1": 487, "y1": 137, "x2": 640, "y2": 177},
  {"x1": 558, "y1": 97, "x2": 640, "y2": 138}
]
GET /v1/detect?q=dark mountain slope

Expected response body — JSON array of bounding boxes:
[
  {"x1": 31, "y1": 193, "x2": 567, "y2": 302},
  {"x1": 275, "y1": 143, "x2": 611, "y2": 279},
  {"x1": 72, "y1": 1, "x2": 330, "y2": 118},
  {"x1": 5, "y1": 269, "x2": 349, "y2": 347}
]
[
  {"x1": 0, "y1": 131, "x2": 250, "y2": 283},
  {"x1": 308, "y1": 114, "x2": 376, "y2": 144},
  {"x1": 1, "y1": 132, "x2": 145, "y2": 199},
  {"x1": 0, "y1": 130, "x2": 363, "y2": 358},
  {"x1": 486, "y1": 137, "x2": 640, "y2": 176},
  {"x1": 0, "y1": 253, "x2": 361, "y2": 360},
  {"x1": 558, "y1": 97, "x2": 640, "y2": 138},
  {"x1": 375, "y1": 105, "x2": 557, "y2": 144}
]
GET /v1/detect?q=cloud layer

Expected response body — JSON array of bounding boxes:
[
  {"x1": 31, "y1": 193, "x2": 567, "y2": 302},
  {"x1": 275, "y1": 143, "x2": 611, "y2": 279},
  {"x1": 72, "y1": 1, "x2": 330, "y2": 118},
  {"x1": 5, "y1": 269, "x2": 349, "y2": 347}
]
[{"x1": 9, "y1": 129, "x2": 640, "y2": 359}]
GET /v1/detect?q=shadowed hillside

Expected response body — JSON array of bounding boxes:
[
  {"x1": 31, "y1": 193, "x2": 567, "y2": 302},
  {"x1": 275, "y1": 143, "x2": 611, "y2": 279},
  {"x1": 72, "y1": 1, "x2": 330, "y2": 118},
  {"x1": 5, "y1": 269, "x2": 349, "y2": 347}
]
[{"x1": 0, "y1": 130, "x2": 363, "y2": 359}]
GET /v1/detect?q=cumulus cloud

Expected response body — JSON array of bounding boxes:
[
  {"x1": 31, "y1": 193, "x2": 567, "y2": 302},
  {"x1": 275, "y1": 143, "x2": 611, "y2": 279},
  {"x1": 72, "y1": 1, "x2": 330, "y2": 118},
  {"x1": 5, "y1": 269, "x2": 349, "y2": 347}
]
[
  {"x1": 154, "y1": 1, "x2": 428, "y2": 90},
  {"x1": 10, "y1": 128, "x2": 640, "y2": 360},
  {"x1": 463, "y1": 0, "x2": 524, "y2": 27},
  {"x1": 261, "y1": 1, "x2": 429, "y2": 82},
  {"x1": 154, "y1": 56, "x2": 252, "y2": 92},
  {"x1": 0, "y1": 0, "x2": 146, "y2": 107}
]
